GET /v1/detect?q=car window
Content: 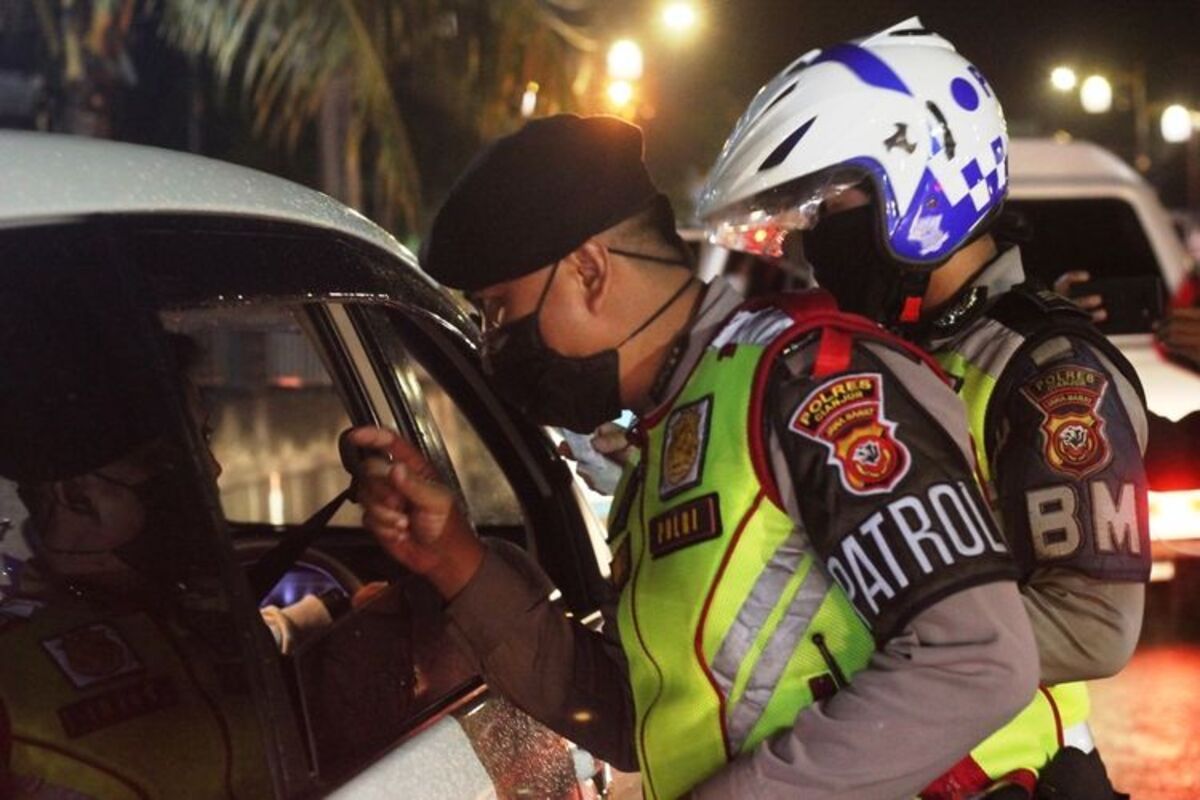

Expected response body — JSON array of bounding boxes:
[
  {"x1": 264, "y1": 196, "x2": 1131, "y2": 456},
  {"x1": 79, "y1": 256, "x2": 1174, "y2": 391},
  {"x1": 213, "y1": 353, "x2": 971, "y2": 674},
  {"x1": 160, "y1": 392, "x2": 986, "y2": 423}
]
[
  {"x1": 1006, "y1": 197, "x2": 1161, "y2": 285},
  {"x1": 409, "y1": 359, "x2": 524, "y2": 528},
  {"x1": 160, "y1": 307, "x2": 360, "y2": 528},
  {"x1": 0, "y1": 245, "x2": 276, "y2": 799}
]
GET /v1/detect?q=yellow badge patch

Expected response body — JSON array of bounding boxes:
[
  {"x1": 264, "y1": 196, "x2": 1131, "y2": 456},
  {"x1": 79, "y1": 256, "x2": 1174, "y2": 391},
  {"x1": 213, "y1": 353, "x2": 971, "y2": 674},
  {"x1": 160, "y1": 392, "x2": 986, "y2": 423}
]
[{"x1": 659, "y1": 396, "x2": 712, "y2": 499}]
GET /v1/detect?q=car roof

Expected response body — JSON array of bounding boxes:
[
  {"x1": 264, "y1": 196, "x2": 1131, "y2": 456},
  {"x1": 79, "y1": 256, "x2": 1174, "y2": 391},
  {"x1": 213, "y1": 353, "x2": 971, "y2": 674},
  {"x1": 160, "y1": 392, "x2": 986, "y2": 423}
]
[
  {"x1": 0, "y1": 131, "x2": 416, "y2": 268},
  {"x1": 1008, "y1": 137, "x2": 1144, "y2": 188}
]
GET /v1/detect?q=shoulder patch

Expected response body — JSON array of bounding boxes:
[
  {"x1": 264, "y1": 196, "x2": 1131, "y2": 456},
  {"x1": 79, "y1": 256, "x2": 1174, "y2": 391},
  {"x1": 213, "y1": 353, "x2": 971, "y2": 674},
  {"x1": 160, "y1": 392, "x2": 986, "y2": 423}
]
[
  {"x1": 659, "y1": 395, "x2": 712, "y2": 499},
  {"x1": 649, "y1": 494, "x2": 722, "y2": 558},
  {"x1": 42, "y1": 623, "x2": 143, "y2": 690},
  {"x1": 1020, "y1": 365, "x2": 1112, "y2": 479},
  {"x1": 788, "y1": 373, "x2": 911, "y2": 495}
]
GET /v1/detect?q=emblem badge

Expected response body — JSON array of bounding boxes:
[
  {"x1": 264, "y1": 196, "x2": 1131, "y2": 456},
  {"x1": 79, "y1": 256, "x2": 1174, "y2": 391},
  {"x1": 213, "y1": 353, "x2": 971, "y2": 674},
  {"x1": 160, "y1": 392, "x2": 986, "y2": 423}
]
[
  {"x1": 1021, "y1": 366, "x2": 1112, "y2": 478},
  {"x1": 659, "y1": 396, "x2": 712, "y2": 499},
  {"x1": 43, "y1": 623, "x2": 142, "y2": 690},
  {"x1": 788, "y1": 373, "x2": 911, "y2": 495}
]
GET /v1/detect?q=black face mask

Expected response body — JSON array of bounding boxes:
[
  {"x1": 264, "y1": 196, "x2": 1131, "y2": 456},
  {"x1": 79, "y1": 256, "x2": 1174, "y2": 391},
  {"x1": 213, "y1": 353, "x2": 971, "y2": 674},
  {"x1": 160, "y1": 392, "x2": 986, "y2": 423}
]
[
  {"x1": 482, "y1": 252, "x2": 692, "y2": 433},
  {"x1": 801, "y1": 204, "x2": 903, "y2": 322}
]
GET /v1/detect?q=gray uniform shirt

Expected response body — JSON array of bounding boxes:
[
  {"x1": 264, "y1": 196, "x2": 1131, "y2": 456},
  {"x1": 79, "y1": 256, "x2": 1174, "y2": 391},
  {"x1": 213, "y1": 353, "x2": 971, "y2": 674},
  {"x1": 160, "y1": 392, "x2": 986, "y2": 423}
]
[{"x1": 448, "y1": 279, "x2": 1038, "y2": 799}]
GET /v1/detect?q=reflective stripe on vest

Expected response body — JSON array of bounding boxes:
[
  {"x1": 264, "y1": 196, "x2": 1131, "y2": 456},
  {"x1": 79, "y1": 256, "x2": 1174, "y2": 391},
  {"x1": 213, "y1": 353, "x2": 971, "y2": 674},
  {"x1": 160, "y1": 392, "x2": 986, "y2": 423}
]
[
  {"x1": 935, "y1": 313, "x2": 1092, "y2": 784},
  {"x1": 611, "y1": 310, "x2": 874, "y2": 800}
]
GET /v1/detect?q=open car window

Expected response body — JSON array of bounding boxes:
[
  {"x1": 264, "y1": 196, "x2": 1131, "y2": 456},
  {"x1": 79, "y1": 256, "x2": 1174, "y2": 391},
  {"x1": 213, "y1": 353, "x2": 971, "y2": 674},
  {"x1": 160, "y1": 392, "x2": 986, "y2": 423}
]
[{"x1": 160, "y1": 307, "x2": 359, "y2": 528}]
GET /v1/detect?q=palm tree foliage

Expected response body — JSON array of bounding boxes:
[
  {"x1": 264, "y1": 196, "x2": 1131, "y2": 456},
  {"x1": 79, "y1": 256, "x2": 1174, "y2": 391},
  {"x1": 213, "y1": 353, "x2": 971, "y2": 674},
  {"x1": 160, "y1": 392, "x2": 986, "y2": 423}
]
[{"x1": 160, "y1": 0, "x2": 604, "y2": 234}]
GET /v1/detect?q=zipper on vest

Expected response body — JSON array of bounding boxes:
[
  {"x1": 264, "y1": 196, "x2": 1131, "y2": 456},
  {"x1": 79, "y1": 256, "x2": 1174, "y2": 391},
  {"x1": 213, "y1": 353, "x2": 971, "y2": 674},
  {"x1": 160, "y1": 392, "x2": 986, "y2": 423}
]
[{"x1": 811, "y1": 633, "x2": 848, "y2": 689}]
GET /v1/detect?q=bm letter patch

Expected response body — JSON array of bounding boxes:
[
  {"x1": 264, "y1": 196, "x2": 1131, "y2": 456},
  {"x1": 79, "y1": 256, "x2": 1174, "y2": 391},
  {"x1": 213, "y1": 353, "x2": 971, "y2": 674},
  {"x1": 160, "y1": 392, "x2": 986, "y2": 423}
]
[
  {"x1": 1020, "y1": 366, "x2": 1112, "y2": 479},
  {"x1": 789, "y1": 373, "x2": 911, "y2": 495}
]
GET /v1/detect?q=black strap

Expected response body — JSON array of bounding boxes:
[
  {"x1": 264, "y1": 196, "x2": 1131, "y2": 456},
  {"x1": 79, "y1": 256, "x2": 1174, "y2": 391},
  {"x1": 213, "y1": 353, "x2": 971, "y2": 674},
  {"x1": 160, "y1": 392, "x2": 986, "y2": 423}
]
[{"x1": 247, "y1": 487, "x2": 353, "y2": 599}]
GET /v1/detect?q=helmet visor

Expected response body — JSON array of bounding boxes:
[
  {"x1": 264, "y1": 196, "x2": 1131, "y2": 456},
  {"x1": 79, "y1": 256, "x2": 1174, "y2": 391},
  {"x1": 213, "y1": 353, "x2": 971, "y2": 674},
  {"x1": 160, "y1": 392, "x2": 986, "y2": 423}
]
[{"x1": 703, "y1": 166, "x2": 869, "y2": 259}]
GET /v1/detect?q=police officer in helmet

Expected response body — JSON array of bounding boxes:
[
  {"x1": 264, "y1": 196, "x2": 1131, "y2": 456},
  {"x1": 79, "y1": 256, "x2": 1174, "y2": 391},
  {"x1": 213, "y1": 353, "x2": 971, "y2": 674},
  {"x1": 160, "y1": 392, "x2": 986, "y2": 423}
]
[
  {"x1": 351, "y1": 112, "x2": 1043, "y2": 798},
  {"x1": 700, "y1": 17, "x2": 1145, "y2": 799}
]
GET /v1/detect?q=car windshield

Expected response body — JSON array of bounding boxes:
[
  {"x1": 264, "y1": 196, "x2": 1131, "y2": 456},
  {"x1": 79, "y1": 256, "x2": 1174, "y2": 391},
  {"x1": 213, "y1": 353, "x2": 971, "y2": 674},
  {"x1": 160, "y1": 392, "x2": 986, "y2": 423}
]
[{"x1": 1006, "y1": 197, "x2": 1160, "y2": 285}]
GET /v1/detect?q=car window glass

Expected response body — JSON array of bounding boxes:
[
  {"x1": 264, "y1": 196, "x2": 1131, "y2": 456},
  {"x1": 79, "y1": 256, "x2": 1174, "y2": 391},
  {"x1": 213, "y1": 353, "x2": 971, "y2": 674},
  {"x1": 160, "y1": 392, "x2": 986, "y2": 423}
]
[
  {"x1": 0, "y1": 248, "x2": 275, "y2": 799},
  {"x1": 408, "y1": 359, "x2": 524, "y2": 528},
  {"x1": 160, "y1": 307, "x2": 359, "y2": 527},
  {"x1": 1007, "y1": 198, "x2": 1160, "y2": 284}
]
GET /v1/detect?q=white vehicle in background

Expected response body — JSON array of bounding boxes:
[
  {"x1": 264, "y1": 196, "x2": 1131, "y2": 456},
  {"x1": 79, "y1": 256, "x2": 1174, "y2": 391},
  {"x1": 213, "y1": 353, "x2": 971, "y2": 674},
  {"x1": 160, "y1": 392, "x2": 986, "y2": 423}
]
[{"x1": 1005, "y1": 137, "x2": 1200, "y2": 573}]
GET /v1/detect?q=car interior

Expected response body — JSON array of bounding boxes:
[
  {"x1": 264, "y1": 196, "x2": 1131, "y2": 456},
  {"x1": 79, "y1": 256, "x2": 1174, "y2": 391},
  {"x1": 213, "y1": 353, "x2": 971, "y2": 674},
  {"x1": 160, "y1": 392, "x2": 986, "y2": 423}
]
[{"x1": 0, "y1": 216, "x2": 611, "y2": 797}]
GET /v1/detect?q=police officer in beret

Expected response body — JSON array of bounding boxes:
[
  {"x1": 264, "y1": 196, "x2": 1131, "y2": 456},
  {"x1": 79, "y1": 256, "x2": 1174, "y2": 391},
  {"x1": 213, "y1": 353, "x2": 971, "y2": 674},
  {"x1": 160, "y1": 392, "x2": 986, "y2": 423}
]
[{"x1": 350, "y1": 114, "x2": 1042, "y2": 799}]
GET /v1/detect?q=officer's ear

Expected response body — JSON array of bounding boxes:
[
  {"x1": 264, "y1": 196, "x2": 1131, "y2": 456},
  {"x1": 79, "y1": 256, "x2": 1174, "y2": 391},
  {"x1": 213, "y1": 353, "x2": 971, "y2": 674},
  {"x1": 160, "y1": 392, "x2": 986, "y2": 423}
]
[{"x1": 566, "y1": 239, "x2": 612, "y2": 314}]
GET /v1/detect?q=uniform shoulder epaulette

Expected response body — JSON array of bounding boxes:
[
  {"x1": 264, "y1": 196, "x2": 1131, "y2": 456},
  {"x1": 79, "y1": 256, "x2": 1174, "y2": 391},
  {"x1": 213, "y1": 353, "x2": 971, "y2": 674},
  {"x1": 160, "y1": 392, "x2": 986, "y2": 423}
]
[{"x1": 986, "y1": 281, "x2": 1091, "y2": 334}]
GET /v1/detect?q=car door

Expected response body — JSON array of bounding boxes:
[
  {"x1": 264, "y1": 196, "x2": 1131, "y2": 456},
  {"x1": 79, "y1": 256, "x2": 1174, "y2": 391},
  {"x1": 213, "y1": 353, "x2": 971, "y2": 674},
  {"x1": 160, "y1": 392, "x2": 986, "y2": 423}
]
[{"x1": 118, "y1": 213, "x2": 613, "y2": 797}]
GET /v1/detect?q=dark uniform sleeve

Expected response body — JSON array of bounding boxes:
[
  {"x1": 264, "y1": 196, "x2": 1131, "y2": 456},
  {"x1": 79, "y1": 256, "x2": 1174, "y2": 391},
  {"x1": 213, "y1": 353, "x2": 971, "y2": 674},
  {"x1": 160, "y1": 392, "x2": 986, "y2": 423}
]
[
  {"x1": 991, "y1": 336, "x2": 1150, "y2": 583},
  {"x1": 446, "y1": 539, "x2": 638, "y2": 771},
  {"x1": 766, "y1": 336, "x2": 1018, "y2": 643}
]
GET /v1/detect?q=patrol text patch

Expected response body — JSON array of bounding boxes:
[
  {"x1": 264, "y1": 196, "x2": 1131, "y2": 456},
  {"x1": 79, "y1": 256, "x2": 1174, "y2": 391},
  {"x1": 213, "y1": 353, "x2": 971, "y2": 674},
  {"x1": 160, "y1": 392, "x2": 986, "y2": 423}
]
[
  {"x1": 1020, "y1": 366, "x2": 1112, "y2": 479},
  {"x1": 788, "y1": 373, "x2": 911, "y2": 495},
  {"x1": 659, "y1": 396, "x2": 712, "y2": 499},
  {"x1": 649, "y1": 494, "x2": 722, "y2": 558}
]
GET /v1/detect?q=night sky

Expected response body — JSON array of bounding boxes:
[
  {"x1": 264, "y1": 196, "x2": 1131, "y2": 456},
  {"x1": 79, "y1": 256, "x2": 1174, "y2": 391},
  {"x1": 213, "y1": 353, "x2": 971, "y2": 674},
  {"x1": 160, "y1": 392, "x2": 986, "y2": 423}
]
[{"x1": 639, "y1": 0, "x2": 1200, "y2": 212}]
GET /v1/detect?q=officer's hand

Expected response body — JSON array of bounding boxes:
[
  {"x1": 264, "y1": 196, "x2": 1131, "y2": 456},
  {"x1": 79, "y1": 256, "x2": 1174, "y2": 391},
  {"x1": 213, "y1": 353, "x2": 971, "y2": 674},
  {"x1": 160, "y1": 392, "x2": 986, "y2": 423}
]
[
  {"x1": 347, "y1": 426, "x2": 484, "y2": 598},
  {"x1": 1158, "y1": 306, "x2": 1200, "y2": 366},
  {"x1": 1053, "y1": 270, "x2": 1107, "y2": 323}
]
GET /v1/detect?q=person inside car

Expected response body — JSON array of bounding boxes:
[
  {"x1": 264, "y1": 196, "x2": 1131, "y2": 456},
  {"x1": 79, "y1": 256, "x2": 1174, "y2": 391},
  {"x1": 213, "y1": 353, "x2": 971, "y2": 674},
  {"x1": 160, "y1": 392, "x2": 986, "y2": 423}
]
[
  {"x1": 0, "y1": 325, "x2": 331, "y2": 799},
  {"x1": 349, "y1": 112, "x2": 1041, "y2": 799},
  {"x1": 699, "y1": 18, "x2": 1145, "y2": 798}
]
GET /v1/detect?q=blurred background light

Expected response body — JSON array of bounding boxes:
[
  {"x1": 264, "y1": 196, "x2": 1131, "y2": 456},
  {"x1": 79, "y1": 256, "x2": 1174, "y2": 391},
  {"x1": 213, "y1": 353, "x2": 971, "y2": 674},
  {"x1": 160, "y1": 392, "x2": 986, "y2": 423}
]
[
  {"x1": 1050, "y1": 65, "x2": 1078, "y2": 92},
  {"x1": 607, "y1": 39, "x2": 644, "y2": 81},
  {"x1": 1080, "y1": 74, "x2": 1113, "y2": 114},
  {"x1": 662, "y1": 3, "x2": 699, "y2": 34},
  {"x1": 606, "y1": 79, "x2": 635, "y2": 109}
]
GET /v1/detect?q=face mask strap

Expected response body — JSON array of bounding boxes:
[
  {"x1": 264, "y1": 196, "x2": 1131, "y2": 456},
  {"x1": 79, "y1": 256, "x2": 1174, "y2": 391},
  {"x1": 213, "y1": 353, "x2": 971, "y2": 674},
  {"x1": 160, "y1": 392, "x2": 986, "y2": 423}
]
[
  {"x1": 606, "y1": 247, "x2": 688, "y2": 268},
  {"x1": 617, "y1": 275, "x2": 696, "y2": 349},
  {"x1": 533, "y1": 260, "x2": 562, "y2": 315}
]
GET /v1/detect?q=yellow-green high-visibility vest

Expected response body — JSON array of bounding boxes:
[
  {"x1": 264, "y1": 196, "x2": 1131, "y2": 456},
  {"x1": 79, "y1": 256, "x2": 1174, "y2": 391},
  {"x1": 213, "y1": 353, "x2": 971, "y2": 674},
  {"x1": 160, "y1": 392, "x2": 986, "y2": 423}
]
[
  {"x1": 606, "y1": 298, "x2": 1064, "y2": 800},
  {"x1": 608, "y1": 311, "x2": 874, "y2": 800}
]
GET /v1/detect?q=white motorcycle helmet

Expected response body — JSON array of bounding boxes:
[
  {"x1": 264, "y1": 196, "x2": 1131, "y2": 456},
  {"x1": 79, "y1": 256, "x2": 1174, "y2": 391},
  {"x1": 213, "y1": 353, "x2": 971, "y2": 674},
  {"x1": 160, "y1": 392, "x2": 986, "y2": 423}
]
[{"x1": 699, "y1": 17, "x2": 1007, "y2": 323}]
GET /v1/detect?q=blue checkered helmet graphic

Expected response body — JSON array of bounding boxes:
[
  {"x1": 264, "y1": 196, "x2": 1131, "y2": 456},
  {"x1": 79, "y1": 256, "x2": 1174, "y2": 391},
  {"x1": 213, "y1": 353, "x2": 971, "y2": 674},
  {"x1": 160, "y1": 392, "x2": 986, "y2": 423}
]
[{"x1": 699, "y1": 17, "x2": 1008, "y2": 268}]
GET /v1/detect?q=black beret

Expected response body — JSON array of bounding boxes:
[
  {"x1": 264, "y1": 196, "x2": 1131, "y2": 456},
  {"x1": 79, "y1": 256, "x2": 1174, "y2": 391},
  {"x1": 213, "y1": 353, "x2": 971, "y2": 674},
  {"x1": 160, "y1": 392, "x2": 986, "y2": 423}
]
[{"x1": 422, "y1": 114, "x2": 663, "y2": 292}]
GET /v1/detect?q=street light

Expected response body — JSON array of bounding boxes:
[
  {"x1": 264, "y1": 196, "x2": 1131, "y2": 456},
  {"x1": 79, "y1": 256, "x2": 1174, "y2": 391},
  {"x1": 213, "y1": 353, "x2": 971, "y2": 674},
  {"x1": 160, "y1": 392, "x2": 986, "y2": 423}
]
[
  {"x1": 1050, "y1": 66, "x2": 1077, "y2": 92},
  {"x1": 1162, "y1": 104, "x2": 1193, "y2": 144},
  {"x1": 520, "y1": 81, "x2": 540, "y2": 118},
  {"x1": 662, "y1": 3, "x2": 698, "y2": 34},
  {"x1": 607, "y1": 39, "x2": 644, "y2": 81},
  {"x1": 1080, "y1": 74, "x2": 1113, "y2": 114},
  {"x1": 606, "y1": 79, "x2": 635, "y2": 110}
]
